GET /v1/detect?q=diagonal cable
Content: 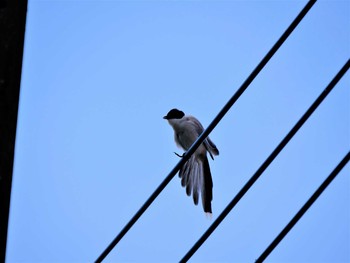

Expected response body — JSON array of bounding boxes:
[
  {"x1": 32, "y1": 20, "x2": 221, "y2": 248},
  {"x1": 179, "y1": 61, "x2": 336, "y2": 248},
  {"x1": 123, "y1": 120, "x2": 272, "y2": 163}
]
[
  {"x1": 256, "y1": 151, "x2": 350, "y2": 262},
  {"x1": 95, "y1": 1, "x2": 316, "y2": 261},
  {"x1": 180, "y1": 59, "x2": 350, "y2": 262}
]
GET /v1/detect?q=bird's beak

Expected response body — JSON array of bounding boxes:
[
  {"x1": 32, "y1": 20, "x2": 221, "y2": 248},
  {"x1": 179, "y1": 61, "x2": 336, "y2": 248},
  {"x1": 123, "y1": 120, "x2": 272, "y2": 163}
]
[{"x1": 163, "y1": 116, "x2": 168, "y2": 119}]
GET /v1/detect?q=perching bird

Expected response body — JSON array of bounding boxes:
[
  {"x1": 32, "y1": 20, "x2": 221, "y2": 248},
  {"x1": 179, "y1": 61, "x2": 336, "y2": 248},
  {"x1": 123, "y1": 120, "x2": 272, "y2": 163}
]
[{"x1": 163, "y1": 108, "x2": 219, "y2": 214}]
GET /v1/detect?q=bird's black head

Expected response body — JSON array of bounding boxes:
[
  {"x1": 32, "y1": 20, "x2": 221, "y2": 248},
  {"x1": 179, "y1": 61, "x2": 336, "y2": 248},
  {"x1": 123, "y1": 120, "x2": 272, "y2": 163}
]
[{"x1": 163, "y1": 108, "x2": 185, "y2": 120}]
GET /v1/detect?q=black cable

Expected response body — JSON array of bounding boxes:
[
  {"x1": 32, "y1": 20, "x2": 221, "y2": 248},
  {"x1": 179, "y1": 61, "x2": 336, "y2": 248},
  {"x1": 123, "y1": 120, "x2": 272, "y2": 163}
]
[
  {"x1": 180, "y1": 60, "x2": 350, "y2": 262},
  {"x1": 95, "y1": 1, "x2": 317, "y2": 261},
  {"x1": 256, "y1": 151, "x2": 350, "y2": 262}
]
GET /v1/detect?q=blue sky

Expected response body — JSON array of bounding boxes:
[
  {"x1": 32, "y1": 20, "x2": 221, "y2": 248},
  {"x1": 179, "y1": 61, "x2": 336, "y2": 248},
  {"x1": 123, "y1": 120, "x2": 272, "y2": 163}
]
[{"x1": 6, "y1": 0, "x2": 349, "y2": 262}]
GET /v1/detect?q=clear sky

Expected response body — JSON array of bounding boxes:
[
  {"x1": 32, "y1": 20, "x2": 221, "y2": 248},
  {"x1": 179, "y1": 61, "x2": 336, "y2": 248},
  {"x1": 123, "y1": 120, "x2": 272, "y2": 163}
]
[{"x1": 6, "y1": 0, "x2": 349, "y2": 262}]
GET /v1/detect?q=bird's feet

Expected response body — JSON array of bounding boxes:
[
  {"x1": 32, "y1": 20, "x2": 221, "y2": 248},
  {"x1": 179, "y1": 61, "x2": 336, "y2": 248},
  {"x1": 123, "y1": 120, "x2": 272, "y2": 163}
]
[{"x1": 174, "y1": 152, "x2": 185, "y2": 158}]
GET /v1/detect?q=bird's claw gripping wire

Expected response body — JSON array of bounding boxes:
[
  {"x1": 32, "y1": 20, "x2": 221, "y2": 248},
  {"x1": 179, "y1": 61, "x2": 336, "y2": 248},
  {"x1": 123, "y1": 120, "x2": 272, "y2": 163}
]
[{"x1": 174, "y1": 152, "x2": 185, "y2": 158}]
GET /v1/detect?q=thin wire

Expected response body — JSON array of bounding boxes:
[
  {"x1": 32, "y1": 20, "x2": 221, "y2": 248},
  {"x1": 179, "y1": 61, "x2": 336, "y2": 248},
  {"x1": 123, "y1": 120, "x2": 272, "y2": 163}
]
[
  {"x1": 256, "y1": 151, "x2": 350, "y2": 262},
  {"x1": 180, "y1": 59, "x2": 350, "y2": 262},
  {"x1": 95, "y1": 1, "x2": 317, "y2": 261}
]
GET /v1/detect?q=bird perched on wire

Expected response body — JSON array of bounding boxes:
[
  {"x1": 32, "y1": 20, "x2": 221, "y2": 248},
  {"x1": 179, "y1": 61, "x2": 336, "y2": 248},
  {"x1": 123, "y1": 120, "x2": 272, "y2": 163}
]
[{"x1": 163, "y1": 108, "x2": 219, "y2": 214}]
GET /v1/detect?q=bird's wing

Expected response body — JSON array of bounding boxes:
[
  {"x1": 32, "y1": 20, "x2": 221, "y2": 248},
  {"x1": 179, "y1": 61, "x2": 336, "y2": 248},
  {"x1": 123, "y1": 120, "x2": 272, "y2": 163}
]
[{"x1": 188, "y1": 116, "x2": 219, "y2": 160}]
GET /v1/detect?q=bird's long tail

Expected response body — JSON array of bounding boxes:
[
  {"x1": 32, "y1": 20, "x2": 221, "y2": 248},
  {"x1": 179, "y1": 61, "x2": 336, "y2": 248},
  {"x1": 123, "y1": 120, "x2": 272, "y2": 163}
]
[
  {"x1": 201, "y1": 155, "x2": 213, "y2": 214},
  {"x1": 179, "y1": 154, "x2": 213, "y2": 214}
]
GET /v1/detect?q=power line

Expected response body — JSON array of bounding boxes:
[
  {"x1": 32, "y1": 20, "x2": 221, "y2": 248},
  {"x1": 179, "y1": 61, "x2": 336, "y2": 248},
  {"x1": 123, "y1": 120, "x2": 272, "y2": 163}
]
[
  {"x1": 256, "y1": 151, "x2": 350, "y2": 262},
  {"x1": 95, "y1": 0, "x2": 317, "y2": 261},
  {"x1": 180, "y1": 59, "x2": 350, "y2": 262}
]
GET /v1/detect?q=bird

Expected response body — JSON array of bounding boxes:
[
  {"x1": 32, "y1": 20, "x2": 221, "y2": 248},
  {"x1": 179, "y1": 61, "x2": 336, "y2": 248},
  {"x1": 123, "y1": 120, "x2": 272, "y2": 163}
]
[{"x1": 163, "y1": 108, "x2": 219, "y2": 214}]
